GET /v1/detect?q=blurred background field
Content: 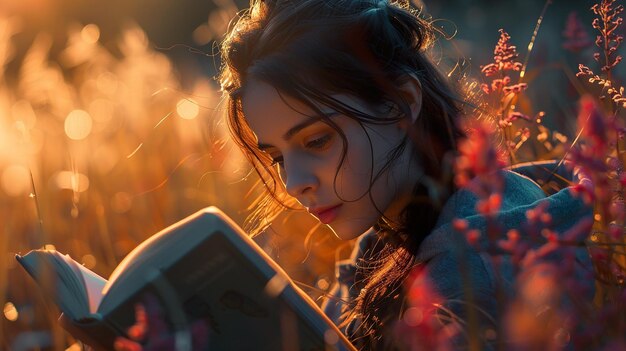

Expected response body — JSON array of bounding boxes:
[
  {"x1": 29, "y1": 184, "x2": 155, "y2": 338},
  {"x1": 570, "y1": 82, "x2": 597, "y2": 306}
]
[{"x1": 0, "y1": 0, "x2": 618, "y2": 349}]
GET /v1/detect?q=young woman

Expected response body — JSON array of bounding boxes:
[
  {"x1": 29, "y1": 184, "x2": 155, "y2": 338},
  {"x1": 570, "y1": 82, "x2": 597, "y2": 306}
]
[
  {"x1": 218, "y1": 0, "x2": 594, "y2": 349},
  {"x1": 106, "y1": 1, "x2": 594, "y2": 350},
  {"x1": 216, "y1": 0, "x2": 590, "y2": 350}
]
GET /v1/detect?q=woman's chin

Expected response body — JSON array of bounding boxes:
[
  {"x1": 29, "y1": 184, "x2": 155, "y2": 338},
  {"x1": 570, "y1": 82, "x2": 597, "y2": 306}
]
[{"x1": 326, "y1": 220, "x2": 372, "y2": 241}]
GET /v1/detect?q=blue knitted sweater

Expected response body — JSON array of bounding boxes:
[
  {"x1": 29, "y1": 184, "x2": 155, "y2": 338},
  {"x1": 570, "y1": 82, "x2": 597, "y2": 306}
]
[{"x1": 322, "y1": 160, "x2": 595, "y2": 348}]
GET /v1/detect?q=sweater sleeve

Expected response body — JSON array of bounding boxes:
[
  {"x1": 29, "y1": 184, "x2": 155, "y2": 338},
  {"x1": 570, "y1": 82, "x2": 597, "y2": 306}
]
[{"x1": 424, "y1": 248, "x2": 499, "y2": 349}]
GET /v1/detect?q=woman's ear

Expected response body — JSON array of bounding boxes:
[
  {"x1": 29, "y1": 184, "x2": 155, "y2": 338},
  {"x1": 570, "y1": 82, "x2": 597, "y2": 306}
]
[{"x1": 398, "y1": 74, "x2": 423, "y2": 124}]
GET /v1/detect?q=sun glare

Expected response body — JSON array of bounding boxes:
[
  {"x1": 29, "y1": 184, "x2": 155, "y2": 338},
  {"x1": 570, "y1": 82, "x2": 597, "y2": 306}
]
[
  {"x1": 176, "y1": 98, "x2": 199, "y2": 119},
  {"x1": 1, "y1": 165, "x2": 31, "y2": 197},
  {"x1": 64, "y1": 110, "x2": 93, "y2": 140},
  {"x1": 54, "y1": 171, "x2": 89, "y2": 192}
]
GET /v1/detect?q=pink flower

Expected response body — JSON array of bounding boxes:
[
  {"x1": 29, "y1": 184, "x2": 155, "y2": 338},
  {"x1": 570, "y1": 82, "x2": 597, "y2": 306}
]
[
  {"x1": 452, "y1": 218, "x2": 469, "y2": 232},
  {"x1": 455, "y1": 121, "x2": 507, "y2": 188},
  {"x1": 476, "y1": 194, "x2": 502, "y2": 216},
  {"x1": 591, "y1": 0, "x2": 624, "y2": 71},
  {"x1": 498, "y1": 229, "x2": 530, "y2": 265},
  {"x1": 561, "y1": 217, "x2": 594, "y2": 243},
  {"x1": 502, "y1": 83, "x2": 528, "y2": 94},
  {"x1": 465, "y1": 229, "x2": 481, "y2": 246},
  {"x1": 578, "y1": 95, "x2": 608, "y2": 150},
  {"x1": 480, "y1": 30, "x2": 523, "y2": 78},
  {"x1": 114, "y1": 294, "x2": 210, "y2": 351},
  {"x1": 563, "y1": 12, "x2": 593, "y2": 52},
  {"x1": 609, "y1": 200, "x2": 625, "y2": 221},
  {"x1": 395, "y1": 267, "x2": 453, "y2": 351}
]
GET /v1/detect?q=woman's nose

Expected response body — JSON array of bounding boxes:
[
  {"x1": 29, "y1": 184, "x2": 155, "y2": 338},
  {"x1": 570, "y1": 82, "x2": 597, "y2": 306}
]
[{"x1": 282, "y1": 157, "x2": 319, "y2": 197}]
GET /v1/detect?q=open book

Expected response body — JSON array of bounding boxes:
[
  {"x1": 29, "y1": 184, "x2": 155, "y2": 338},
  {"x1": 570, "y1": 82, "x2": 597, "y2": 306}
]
[{"x1": 16, "y1": 207, "x2": 356, "y2": 351}]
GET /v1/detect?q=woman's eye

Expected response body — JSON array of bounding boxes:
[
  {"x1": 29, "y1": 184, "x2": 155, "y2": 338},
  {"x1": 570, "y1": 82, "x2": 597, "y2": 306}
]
[{"x1": 304, "y1": 134, "x2": 332, "y2": 149}]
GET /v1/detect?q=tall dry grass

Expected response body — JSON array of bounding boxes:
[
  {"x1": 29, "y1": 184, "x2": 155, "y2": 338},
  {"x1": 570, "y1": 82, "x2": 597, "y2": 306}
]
[
  {"x1": 0, "y1": 11, "x2": 343, "y2": 350},
  {"x1": 1, "y1": 0, "x2": 626, "y2": 350}
]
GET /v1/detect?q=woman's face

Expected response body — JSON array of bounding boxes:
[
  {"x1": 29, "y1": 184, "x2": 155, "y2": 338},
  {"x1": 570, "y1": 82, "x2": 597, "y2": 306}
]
[{"x1": 242, "y1": 79, "x2": 422, "y2": 240}]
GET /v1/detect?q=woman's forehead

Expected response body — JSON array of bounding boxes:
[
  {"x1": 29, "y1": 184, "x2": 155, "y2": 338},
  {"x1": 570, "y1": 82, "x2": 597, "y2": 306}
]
[
  {"x1": 241, "y1": 79, "x2": 377, "y2": 125},
  {"x1": 240, "y1": 79, "x2": 394, "y2": 148},
  {"x1": 241, "y1": 80, "x2": 318, "y2": 135},
  {"x1": 240, "y1": 81, "x2": 320, "y2": 148}
]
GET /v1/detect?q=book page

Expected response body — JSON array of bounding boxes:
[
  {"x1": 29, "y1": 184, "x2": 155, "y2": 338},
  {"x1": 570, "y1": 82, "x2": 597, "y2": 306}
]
[
  {"x1": 15, "y1": 250, "x2": 90, "y2": 320},
  {"x1": 61, "y1": 254, "x2": 107, "y2": 314}
]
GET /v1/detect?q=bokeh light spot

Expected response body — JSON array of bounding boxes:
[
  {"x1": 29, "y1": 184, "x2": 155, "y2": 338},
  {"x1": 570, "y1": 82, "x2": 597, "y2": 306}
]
[
  {"x1": 1, "y1": 165, "x2": 31, "y2": 197},
  {"x1": 11, "y1": 100, "x2": 37, "y2": 129},
  {"x1": 403, "y1": 307, "x2": 424, "y2": 326},
  {"x1": 111, "y1": 192, "x2": 132, "y2": 213},
  {"x1": 81, "y1": 254, "x2": 96, "y2": 269},
  {"x1": 3, "y1": 302, "x2": 18, "y2": 321},
  {"x1": 176, "y1": 99, "x2": 199, "y2": 119},
  {"x1": 81, "y1": 24, "x2": 100, "y2": 44},
  {"x1": 324, "y1": 329, "x2": 339, "y2": 345},
  {"x1": 92, "y1": 145, "x2": 118, "y2": 174},
  {"x1": 54, "y1": 171, "x2": 89, "y2": 192},
  {"x1": 96, "y1": 72, "x2": 118, "y2": 95},
  {"x1": 316, "y1": 277, "x2": 330, "y2": 290},
  {"x1": 64, "y1": 110, "x2": 93, "y2": 140}
]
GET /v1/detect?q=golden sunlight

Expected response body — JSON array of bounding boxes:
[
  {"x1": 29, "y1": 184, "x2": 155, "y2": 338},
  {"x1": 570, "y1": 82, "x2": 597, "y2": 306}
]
[
  {"x1": 54, "y1": 171, "x2": 89, "y2": 192},
  {"x1": 11, "y1": 100, "x2": 37, "y2": 129},
  {"x1": 64, "y1": 110, "x2": 93, "y2": 140},
  {"x1": 88, "y1": 99, "x2": 114, "y2": 123},
  {"x1": 111, "y1": 192, "x2": 133, "y2": 213},
  {"x1": 1, "y1": 164, "x2": 31, "y2": 197},
  {"x1": 176, "y1": 98, "x2": 199, "y2": 119}
]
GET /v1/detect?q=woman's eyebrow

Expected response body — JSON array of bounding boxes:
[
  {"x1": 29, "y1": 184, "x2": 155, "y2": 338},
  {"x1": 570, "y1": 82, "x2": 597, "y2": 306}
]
[{"x1": 257, "y1": 112, "x2": 336, "y2": 150}]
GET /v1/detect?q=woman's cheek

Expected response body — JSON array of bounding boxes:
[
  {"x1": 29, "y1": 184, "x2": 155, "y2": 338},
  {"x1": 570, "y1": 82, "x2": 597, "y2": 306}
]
[{"x1": 335, "y1": 141, "x2": 374, "y2": 200}]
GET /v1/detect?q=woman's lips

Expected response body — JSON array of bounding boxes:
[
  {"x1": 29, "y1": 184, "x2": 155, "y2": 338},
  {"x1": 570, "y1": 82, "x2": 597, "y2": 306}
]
[{"x1": 311, "y1": 204, "x2": 342, "y2": 224}]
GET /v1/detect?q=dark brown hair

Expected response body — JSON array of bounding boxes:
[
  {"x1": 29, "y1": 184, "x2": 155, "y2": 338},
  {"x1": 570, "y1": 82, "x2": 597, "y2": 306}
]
[{"x1": 219, "y1": 0, "x2": 465, "y2": 348}]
